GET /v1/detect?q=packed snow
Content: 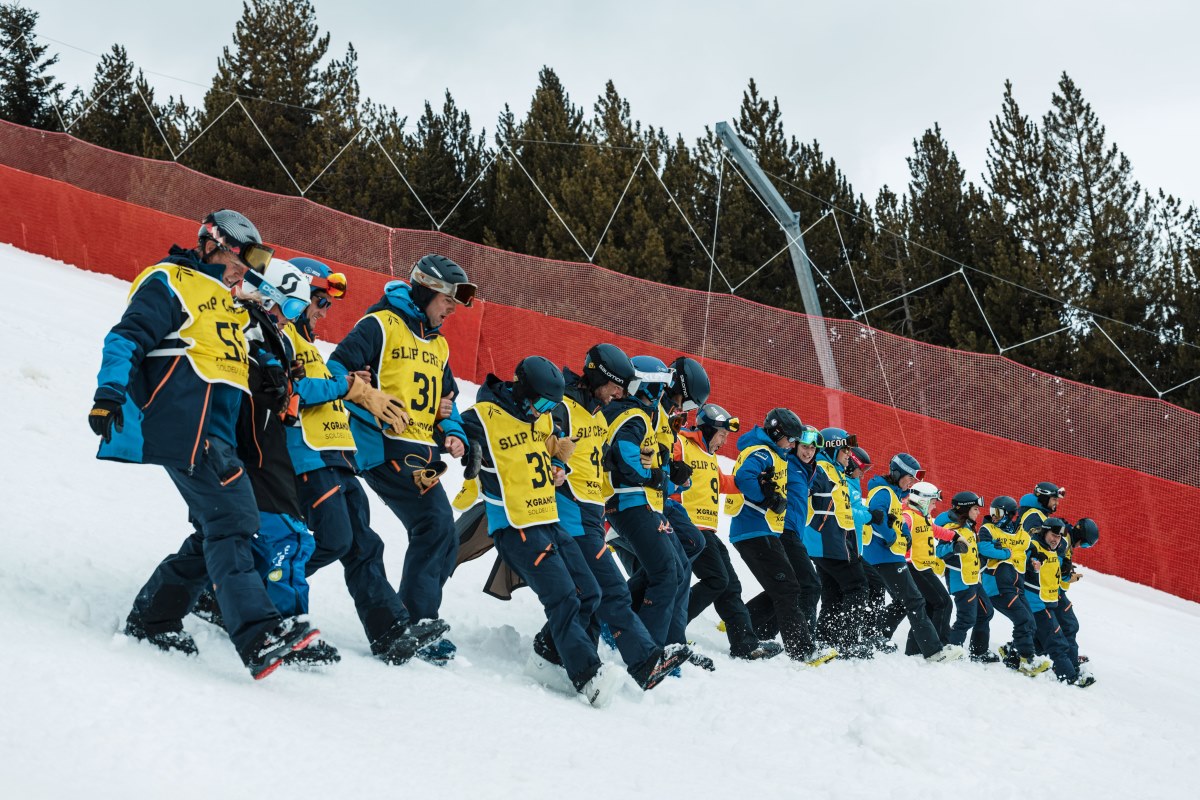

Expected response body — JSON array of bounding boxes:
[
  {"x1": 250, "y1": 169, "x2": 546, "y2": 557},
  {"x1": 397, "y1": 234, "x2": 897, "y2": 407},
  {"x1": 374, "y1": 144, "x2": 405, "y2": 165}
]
[{"x1": 1, "y1": 243, "x2": 1197, "y2": 799}]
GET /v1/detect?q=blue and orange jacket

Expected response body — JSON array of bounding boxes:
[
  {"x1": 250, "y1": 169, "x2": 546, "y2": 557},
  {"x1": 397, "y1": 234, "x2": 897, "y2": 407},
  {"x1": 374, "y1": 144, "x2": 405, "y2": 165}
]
[
  {"x1": 281, "y1": 322, "x2": 358, "y2": 476},
  {"x1": 95, "y1": 247, "x2": 244, "y2": 470},
  {"x1": 935, "y1": 511, "x2": 1009, "y2": 594},
  {"x1": 327, "y1": 281, "x2": 467, "y2": 471},
  {"x1": 729, "y1": 426, "x2": 790, "y2": 544}
]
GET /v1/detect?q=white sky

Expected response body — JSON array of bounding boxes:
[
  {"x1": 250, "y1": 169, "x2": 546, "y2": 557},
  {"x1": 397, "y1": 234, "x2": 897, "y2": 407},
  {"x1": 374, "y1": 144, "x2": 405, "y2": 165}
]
[{"x1": 27, "y1": 0, "x2": 1200, "y2": 208}]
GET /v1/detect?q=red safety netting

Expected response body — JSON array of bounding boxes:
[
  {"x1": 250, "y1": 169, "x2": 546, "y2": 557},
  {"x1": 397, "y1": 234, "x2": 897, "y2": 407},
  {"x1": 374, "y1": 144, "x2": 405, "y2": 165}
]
[{"x1": 2, "y1": 121, "x2": 1197, "y2": 602}]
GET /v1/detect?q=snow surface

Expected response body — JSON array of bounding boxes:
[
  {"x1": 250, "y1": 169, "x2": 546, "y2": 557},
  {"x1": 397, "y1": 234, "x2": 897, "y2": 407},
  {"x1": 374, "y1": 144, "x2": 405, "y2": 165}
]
[{"x1": 1, "y1": 243, "x2": 1197, "y2": 799}]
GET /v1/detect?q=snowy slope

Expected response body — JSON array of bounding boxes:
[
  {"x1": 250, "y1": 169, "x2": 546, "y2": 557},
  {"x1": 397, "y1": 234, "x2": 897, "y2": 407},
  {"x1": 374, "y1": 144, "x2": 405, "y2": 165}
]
[{"x1": 0, "y1": 243, "x2": 1197, "y2": 800}]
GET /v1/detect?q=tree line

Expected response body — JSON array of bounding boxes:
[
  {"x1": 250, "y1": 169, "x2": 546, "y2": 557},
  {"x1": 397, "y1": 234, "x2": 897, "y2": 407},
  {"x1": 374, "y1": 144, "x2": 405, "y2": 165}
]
[{"x1": 3, "y1": 0, "x2": 1198, "y2": 410}]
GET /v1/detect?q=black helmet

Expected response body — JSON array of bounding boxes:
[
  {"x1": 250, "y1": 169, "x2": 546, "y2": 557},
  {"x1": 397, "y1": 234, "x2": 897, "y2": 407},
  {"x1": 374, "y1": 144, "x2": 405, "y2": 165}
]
[
  {"x1": 1034, "y1": 481, "x2": 1065, "y2": 508},
  {"x1": 888, "y1": 453, "x2": 924, "y2": 484},
  {"x1": 988, "y1": 495, "x2": 1018, "y2": 523},
  {"x1": 847, "y1": 446, "x2": 872, "y2": 474},
  {"x1": 582, "y1": 343, "x2": 635, "y2": 391},
  {"x1": 763, "y1": 408, "x2": 805, "y2": 443},
  {"x1": 513, "y1": 356, "x2": 565, "y2": 418},
  {"x1": 669, "y1": 357, "x2": 711, "y2": 411},
  {"x1": 198, "y1": 209, "x2": 273, "y2": 271},
  {"x1": 1040, "y1": 517, "x2": 1069, "y2": 535},
  {"x1": 409, "y1": 254, "x2": 476, "y2": 309},
  {"x1": 951, "y1": 491, "x2": 984, "y2": 515},
  {"x1": 1073, "y1": 517, "x2": 1100, "y2": 547}
]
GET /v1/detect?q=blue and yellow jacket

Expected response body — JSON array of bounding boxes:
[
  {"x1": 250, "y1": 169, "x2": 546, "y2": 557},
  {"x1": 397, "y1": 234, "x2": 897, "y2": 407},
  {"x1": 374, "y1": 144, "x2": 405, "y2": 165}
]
[
  {"x1": 846, "y1": 475, "x2": 873, "y2": 555},
  {"x1": 327, "y1": 281, "x2": 467, "y2": 472},
  {"x1": 803, "y1": 453, "x2": 854, "y2": 560},
  {"x1": 1017, "y1": 493, "x2": 1049, "y2": 536},
  {"x1": 95, "y1": 247, "x2": 247, "y2": 470},
  {"x1": 280, "y1": 321, "x2": 358, "y2": 476},
  {"x1": 864, "y1": 476, "x2": 909, "y2": 565},
  {"x1": 602, "y1": 396, "x2": 663, "y2": 513},
  {"x1": 1023, "y1": 529, "x2": 1066, "y2": 611},
  {"x1": 728, "y1": 426, "x2": 789, "y2": 544},
  {"x1": 551, "y1": 369, "x2": 607, "y2": 537},
  {"x1": 936, "y1": 511, "x2": 1009, "y2": 593},
  {"x1": 783, "y1": 451, "x2": 815, "y2": 536}
]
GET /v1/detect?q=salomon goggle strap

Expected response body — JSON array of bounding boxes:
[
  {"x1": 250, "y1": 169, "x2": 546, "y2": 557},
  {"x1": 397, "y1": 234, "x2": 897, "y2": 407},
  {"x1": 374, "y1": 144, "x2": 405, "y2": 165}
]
[{"x1": 411, "y1": 263, "x2": 477, "y2": 306}]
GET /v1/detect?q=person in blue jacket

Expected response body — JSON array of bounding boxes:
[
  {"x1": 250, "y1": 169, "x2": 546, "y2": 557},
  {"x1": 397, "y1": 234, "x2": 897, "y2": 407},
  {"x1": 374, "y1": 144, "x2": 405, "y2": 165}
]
[
  {"x1": 729, "y1": 410, "x2": 836, "y2": 666},
  {"x1": 845, "y1": 446, "x2": 891, "y2": 652},
  {"x1": 864, "y1": 453, "x2": 950, "y2": 660},
  {"x1": 602, "y1": 356, "x2": 691, "y2": 651},
  {"x1": 979, "y1": 496, "x2": 1051, "y2": 676},
  {"x1": 1023, "y1": 518, "x2": 1094, "y2": 687},
  {"x1": 803, "y1": 428, "x2": 872, "y2": 656},
  {"x1": 746, "y1": 423, "x2": 824, "y2": 638},
  {"x1": 89, "y1": 210, "x2": 320, "y2": 680},
  {"x1": 936, "y1": 492, "x2": 1002, "y2": 662},
  {"x1": 280, "y1": 258, "x2": 448, "y2": 665},
  {"x1": 327, "y1": 255, "x2": 475, "y2": 664}
]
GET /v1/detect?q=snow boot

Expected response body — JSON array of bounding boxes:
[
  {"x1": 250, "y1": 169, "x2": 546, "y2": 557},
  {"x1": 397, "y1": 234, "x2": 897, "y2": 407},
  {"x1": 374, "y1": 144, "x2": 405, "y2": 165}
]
[
  {"x1": 370, "y1": 618, "x2": 451, "y2": 666},
  {"x1": 191, "y1": 589, "x2": 225, "y2": 630},
  {"x1": 575, "y1": 663, "x2": 623, "y2": 709},
  {"x1": 1019, "y1": 655, "x2": 1053, "y2": 676},
  {"x1": 687, "y1": 650, "x2": 717, "y2": 672},
  {"x1": 972, "y1": 651, "x2": 1002, "y2": 664},
  {"x1": 799, "y1": 645, "x2": 838, "y2": 668},
  {"x1": 736, "y1": 641, "x2": 785, "y2": 661},
  {"x1": 124, "y1": 612, "x2": 198, "y2": 657},
  {"x1": 284, "y1": 639, "x2": 341, "y2": 668},
  {"x1": 243, "y1": 616, "x2": 320, "y2": 681},
  {"x1": 1068, "y1": 671, "x2": 1096, "y2": 688},
  {"x1": 526, "y1": 649, "x2": 574, "y2": 694},
  {"x1": 926, "y1": 644, "x2": 965, "y2": 663},
  {"x1": 629, "y1": 645, "x2": 693, "y2": 691}
]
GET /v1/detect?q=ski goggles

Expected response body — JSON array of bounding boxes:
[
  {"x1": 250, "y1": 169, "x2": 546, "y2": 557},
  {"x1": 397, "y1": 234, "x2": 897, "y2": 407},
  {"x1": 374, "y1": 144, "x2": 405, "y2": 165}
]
[
  {"x1": 314, "y1": 294, "x2": 333, "y2": 310},
  {"x1": 847, "y1": 452, "x2": 871, "y2": 473},
  {"x1": 203, "y1": 222, "x2": 274, "y2": 272},
  {"x1": 310, "y1": 271, "x2": 347, "y2": 298},
  {"x1": 411, "y1": 264, "x2": 477, "y2": 307},
  {"x1": 795, "y1": 426, "x2": 823, "y2": 447},
  {"x1": 242, "y1": 270, "x2": 310, "y2": 320},
  {"x1": 823, "y1": 432, "x2": 857, "y2": 450},
  {"x1": 628, "y1": 367, "x2": 675, "y2": 400},
  {"x1": 531, "y1": 396, "x2": 559, "y2": 414},
  {"x1": 1038, "y1": 486, "x2": 1067, "y2": 499}
]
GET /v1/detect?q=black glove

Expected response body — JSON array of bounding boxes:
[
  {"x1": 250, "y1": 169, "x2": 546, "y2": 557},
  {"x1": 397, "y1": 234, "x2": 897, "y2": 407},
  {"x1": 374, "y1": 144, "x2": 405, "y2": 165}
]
[
  {"x1": 952, "y1": 537, "x2": 969, "y2": 555},
  {"x1": 768, "y1": 494, "x2": 789, "y2": 515},
  {"x1": 88, "y1": 399, "x2": 124, "y2": 442},
  {"x1": 668, "y1": 460, "x2": 694, "y2": 486},
  {"x1": 870, "y1": 508, "x2": 885, "y2": 526},
  {"x1": 886, "y1": 512, "x2": 900, "y2": 528},
  {"x1": 756, "y1": 466, "x2": 777, "y2": 496},
  {"x1": 255, "y1": 349, "x2": 289, "y2": 402},
  {"x1": 647, "y1": 467, "x2": 666, "y2": 491},
  {"x1": 461, "y1": 440, "x2": 483, "y2": 480},
  {"x1": 289, "y1": 359, "x2": 307, "y2": 383}
]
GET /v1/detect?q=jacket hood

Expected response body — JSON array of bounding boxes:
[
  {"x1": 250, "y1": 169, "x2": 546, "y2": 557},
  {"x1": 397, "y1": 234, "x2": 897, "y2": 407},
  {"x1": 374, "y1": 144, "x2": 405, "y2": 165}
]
[
  {"x1": 737, "y1": 425, "x2": 786, "y2": 455},
  {"x1": 366, "y1": 281, "x2": 440, "y2": 333},
  {"x1": 1018, "y1": 493, "x2": 1040, "y2": 509},
  {"x1": 868, "y1": 474, "x2": 902, "y2": 497},
  {"x1": 477, "y1": 374, "x2": 526, "y2": 419}
]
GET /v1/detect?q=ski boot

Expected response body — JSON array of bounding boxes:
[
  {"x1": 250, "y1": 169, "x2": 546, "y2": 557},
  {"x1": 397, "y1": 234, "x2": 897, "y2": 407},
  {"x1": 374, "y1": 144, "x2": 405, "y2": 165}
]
[
  {"x1": 736, "y1": 641, "x2": 785, "y2": 661},
  {"x1": 284, "y1": 638, "x2": 341, "y2": 668},
  {"x1": 575, "y1": 663, "x2": 623, "y2": 709},
  {"x1": 416, "y1": 638, "x2": 457, "y2": 666},
  {"x1": 971, "y1": 651, "x2": 1002, "y2": 664},
  {"x1": 630, "y1": 645, "x2": 694, "y2": 691},
  {"x1": 124, "y1": 612, "x2": 198, "y2": 656},
  {"x1": 243, "y1": 616, "x2": 320, "y2": 680},
  {"x1": 926, "y1": 643, "x2": 965, "y2": 663},
  {"x1": 1067, "y1": 670, "x2": 1096, "y2": 688},
  {"x1": 370, "y1": 618, "x2": 451, "y2": 666}
]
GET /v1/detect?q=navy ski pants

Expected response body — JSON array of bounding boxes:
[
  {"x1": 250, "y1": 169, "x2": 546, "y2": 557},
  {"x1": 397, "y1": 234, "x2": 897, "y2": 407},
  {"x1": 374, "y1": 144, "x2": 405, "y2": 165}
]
[{"x1": 607, "y1": 504, "x2": 690, "y2": 647}]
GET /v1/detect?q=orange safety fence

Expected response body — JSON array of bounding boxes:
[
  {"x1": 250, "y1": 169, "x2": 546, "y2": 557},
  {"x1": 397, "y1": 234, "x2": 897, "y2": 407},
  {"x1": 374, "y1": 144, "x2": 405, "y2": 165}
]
[{"x1": 2, "y1": 129, "x2": 1197, "y2": 603}]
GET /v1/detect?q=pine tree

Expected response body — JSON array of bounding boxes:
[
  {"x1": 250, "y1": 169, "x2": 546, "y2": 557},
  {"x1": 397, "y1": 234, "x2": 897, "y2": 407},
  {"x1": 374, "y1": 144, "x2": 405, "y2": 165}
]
[
  {"x1": 403, "y1": 90, "x2": 490, "y2": 242},
  {"x1": 72, "y1": 45, "x2": 172, "y2": 158},
  {"x1": 185, "y1": 0, "x2": 357, "y2": 197},
  {"x1": 0, "y1": 3, "x2": 64, "y2": 130}
]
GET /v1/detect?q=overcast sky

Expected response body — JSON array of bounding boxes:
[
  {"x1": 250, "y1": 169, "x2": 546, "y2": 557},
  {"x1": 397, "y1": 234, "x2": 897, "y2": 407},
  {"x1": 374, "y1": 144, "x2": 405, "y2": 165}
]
[{"x1": 27, "y1": 0, "x2": 1200, "y2": 208}]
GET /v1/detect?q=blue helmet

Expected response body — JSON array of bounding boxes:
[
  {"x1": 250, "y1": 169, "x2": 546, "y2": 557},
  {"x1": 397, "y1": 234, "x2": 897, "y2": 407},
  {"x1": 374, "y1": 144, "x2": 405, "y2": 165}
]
[
  {"x1": 820, "y1": 427, "x2": 856, "y2": 459},
  {"x1": 629, "y1": 355, "x2": 674, "y2": 406},
  {"x1": 888, "y1": 453, "x2": 923, "y2": 484}
]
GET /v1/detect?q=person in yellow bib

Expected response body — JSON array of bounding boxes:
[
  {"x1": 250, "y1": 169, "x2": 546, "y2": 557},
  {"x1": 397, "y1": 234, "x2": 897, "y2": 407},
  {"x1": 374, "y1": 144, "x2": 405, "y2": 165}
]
[
  {"x1": 328, "y1": 254, "x2": 476, "y2": 665},
  {"x1": 936, "y1": 491, "x2": 999, "y2": 662},
  {"x1": 979, "y1": 496, "x2": 1051, "y2": 676},
  {"x1": 90, "y1": 210, "x2": 321, "y2": 680},
  {"x1": 460, "y1": 357, "x2": 623, "y2": 707},
  {"x1": 1023, "y1": 518, "x2": 1094, "y2": 687},
  {"x1": 281, "y1": 257, "x2": 449, "y2": 666},
  {"x1": 902, "y1": 482, "x2": 962, "y2": 661}
]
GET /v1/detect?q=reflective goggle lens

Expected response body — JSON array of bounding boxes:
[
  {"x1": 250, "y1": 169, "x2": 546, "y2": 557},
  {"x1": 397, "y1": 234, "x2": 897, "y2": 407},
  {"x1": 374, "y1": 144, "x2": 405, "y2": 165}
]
[
  {"x1": 532, "y1": 396, "x2": 558, "y2": 413},
  {"x1": 726, "y1": 417, "x2": 741, "y2": 432},
  {"x1": 314, "y1": 295, "x2": 333, "y2": 310},
  {"x1": 325, "y1": 272, "x2": 347, "y2": 298},
  {"x1": 239, "y1": 242, "x2": 275, "y2": 272},
  {"x1": 914, "y1": 469, "x2": 927, "y2": 481},
  {"x1": 798, "y1": 428, "x2": 822, "y2": 447},
  {"x1": 243, "y1": 271, "x2": 309, "y2": 321}
]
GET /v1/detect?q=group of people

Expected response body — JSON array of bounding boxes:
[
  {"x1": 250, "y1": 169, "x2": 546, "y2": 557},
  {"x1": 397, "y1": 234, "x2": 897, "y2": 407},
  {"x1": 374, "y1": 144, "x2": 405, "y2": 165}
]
[{"x1": 89, "y1": 208, "x2": 1099, "y2": 702}]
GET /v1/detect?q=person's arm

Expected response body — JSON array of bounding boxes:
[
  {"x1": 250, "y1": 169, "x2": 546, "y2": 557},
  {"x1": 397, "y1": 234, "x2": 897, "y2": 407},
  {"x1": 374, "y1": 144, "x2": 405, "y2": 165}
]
[
  {"x1": 95, "y1": 275, "x2": 182, "y2": 403},
  {"x1": 609, "y1": 418, "x2": 660, "y2": 488},
  {"x1": 869, "y1": 490, "x2": 897, "y2": 545}
]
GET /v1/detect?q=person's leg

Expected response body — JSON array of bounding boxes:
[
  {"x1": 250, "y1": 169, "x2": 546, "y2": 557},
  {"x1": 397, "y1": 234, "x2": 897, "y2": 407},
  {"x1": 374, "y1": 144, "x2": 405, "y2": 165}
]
[
  {"x1": 734, "y1": 537, "x2": 815, "y2": 661},
  {"x1": 1033, "y1": 605, "x2": 1078, "y2": 681},
  {"x1": 708, "y1": 534, "x2": 761, "y2": 657},
  {"x1": 781, "y1": 530, "x2": 821, "y2": 632},
  {"x1": 338, "y1": 475, "x2": 413, "y2": 644},
  {"x1": 687, "y1": 530, "x2": 730, "y2": 623},
  {"x1": 1056, "y1": 591, "x2": 1081, "y2": 665},
  {"x1": 876, "y1": 562, "x2": 943, "y2": 658},
  {"x1": 947, "y1": 588, "x2": 978, "y2": 648},
  {"x1": 606, "y1": 506, "x2": 682, "y2": 646},
  {"x1": 574, "y1": 527, "x2": 659, "y2": 671},
  {"x1": 908, "y1": 567, "x2": 950, "y2": 656},
  {"x1": 970, "y1": 588, "x2": 994, "y2": 659}
]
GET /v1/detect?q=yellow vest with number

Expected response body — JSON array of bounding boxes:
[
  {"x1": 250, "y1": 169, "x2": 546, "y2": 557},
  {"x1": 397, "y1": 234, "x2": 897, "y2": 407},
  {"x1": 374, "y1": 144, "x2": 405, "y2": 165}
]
[
  {"x1": 561, "y1": 396, "x2": 609, "y2": 506},
  {"x1": 725, "y1": 445, "x2": 786, "y2": 533},
  {"x1": 867, "y1": 485, "x2": 908, "y2": 556},
  {"x1": 984, "y1": 523, "x2": 1028, "y2": 573},
  {"x1": 283, "y1": 323, "x2": 356, "y2": 452},
  {"x1": 943, "y1": 521, "x2": 981, "y2": 585},
  {"x1": 1029, "y1": 539, "x2": 1061, "y2": 603},
  {"x1": 604, "y1": 406, "x2": 663, "y2": 512},
  {"x1": 369, "y1": 310, "x2": 449, "y2": 445},
  {"x1": 809, "y1": 459, "x2": 854, "y2": 531},
  {"x1": 134, "y1": 264, "x2": 249, "y2": 391},
  {"x1": 474, "y1": 401, "x2": 558, "y2": 529},
  {"x1": 680, "y1": 435, "x2": 721, "y2": 531},
  {"x1": 908, "y1": 511, "x2": 945, "y2": 575}
]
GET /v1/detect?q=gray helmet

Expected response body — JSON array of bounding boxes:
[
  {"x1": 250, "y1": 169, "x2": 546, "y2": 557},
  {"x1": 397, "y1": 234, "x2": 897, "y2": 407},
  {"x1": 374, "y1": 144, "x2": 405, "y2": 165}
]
[
  {"x1": 198, "y1": 210, "x2": 272, "y2": 271},
  {"x1": 410, "y1": 254, "x2": 476, "y2": 308}
]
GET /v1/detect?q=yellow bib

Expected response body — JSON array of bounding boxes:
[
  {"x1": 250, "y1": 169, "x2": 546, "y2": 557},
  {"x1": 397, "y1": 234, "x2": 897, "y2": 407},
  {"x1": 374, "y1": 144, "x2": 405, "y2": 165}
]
[
  {"x1": 809, "y1": 459, "x2": 854, "y2": 531},
  {"x1": 369, "y1": 310, "x2": 450, "y2": 445},
  {"x1": 867, "y1": 485, "x2": 908, "y2": 556},
  {"x1": 983, "y1": 523, "x2": 1028, "y2": 573},
  {"x1": 474, "y1": 401, "x2": 559, "y2": 529},
  {"x1": 944, "y1": 522, "x2": 981, "y2": 585},
  {"x1": 725, "y1": 444, "x2": 786, "y2": 533},
  {"x1": 680, "y1": 435, "x2": 721, "y2": 531},
  {"x1": 604, "y1": 406, "x2": 663, "y2": 512},
  {"x1": 1030, "y1": 539, "x2": 1061, "y2": 603},
  {"x1": 133, "y1": 264, "x2": 249, "y2": 391},
  {"x1": 908, "y1": 511, "x2": 945, "y2": 575},
  {"x1": 561, "y1": 396, "x2": 609, "y2": 506},
  {"x1": 283, "y1": 323, "x2": 356, "y2": 452}
]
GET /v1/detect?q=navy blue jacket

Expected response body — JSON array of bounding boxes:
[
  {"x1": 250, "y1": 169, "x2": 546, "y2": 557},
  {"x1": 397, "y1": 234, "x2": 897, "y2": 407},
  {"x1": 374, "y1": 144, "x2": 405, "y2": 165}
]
[
  {"x1": 783, "y1": 451, "x2": 815, "y2": 535},
  {"x1": 602, "y1": 396, "x2": 661, "y2": 512}
]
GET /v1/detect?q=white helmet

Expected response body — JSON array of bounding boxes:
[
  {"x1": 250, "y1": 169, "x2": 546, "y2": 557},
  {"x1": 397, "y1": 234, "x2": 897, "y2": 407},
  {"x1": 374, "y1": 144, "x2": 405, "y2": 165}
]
[
  {"x1": 907, "y1": 481, "x2": 942, "y2": 516},
  {"x1": 243, "y1": 257, "x2": 311, "y2": 320}
]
